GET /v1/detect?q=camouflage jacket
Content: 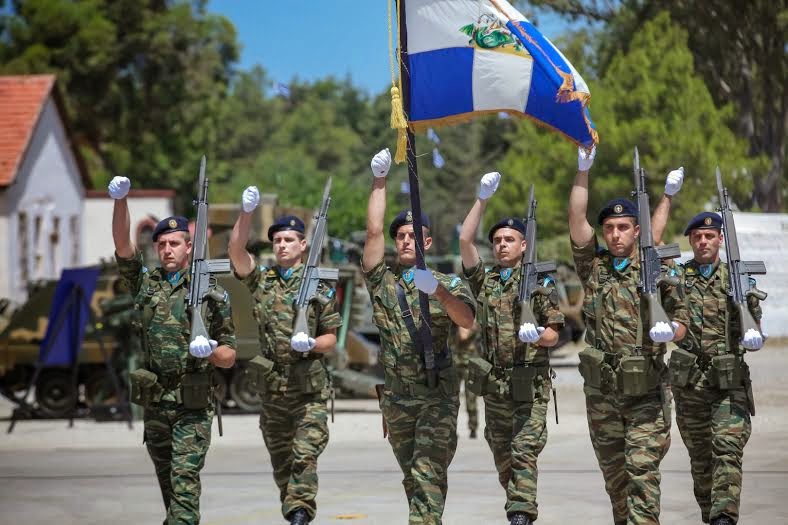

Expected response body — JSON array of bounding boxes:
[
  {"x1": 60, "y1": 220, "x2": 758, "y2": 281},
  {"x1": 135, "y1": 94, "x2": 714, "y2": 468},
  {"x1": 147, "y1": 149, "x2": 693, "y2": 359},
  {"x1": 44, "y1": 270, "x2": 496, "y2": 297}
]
[
  {"x1": 676, "y1": 260, "x2": 762, "y2": 357},
  {"x1": 450, "y1": 324, "x2": 480, "y2": 368},
  {"x1": 572, "y1": 236, "x2": 689, "y2": 356},
  {"x1": 363, "y1": 260, "x2": 476, "y2": 385},
  {"x1": 116, "y1": 250, "x2": 236, "y2": 380},
  {"x1": 237, "y1": 263, "x2": 342, "y2": 365},
  {"x1": 464, "y1": 259, "x2": 564, "y2": 368}
]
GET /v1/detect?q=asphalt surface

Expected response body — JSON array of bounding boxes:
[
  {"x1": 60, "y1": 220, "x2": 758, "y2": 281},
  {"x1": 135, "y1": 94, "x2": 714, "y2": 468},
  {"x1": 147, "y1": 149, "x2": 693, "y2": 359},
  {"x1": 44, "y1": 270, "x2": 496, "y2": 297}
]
[{"x1": 1, "y1": 342, "x2": 787, "y2": 524}]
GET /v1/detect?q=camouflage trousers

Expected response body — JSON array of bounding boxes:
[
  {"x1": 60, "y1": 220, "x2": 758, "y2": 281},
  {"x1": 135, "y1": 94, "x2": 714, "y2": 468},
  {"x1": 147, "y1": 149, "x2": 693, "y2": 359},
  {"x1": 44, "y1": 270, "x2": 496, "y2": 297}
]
[
  {"x1": 584, "y1": 387, "x2": 671, "y2": 525},
  {"x1": 259, "y1": 393, "x2": 329, "y2": 521},
  {"x1": 674, "y1": 384, "x2": 751, "y2": 523},
  {"x1": 380, "y1": 389, "x2": 459, "y2": 525},
  {"x1": 483, "y1": 385, "x2": 550, "y2": 521},
  {"x1": 456, "y1": 363, "x2": 479, "y2": 432},
  {"x1": 144, "y1": 402, "x2": 213, "y2": 525}
]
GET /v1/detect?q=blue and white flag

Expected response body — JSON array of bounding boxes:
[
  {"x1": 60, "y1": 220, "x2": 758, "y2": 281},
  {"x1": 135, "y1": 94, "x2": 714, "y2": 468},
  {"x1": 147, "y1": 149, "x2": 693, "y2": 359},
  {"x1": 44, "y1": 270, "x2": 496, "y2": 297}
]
[
  {"x1": 276, "y1": 82, "x2": 291, "y2": 98},
  {"x1": 426, "y1": 127, "x2": 441, "y2": 144},
  {"x1": 432, "y1": 148, "x2": 446, "y2": 169},
  {"x1": 401, "y1": 0, "x2": 597, "y2": 147}
]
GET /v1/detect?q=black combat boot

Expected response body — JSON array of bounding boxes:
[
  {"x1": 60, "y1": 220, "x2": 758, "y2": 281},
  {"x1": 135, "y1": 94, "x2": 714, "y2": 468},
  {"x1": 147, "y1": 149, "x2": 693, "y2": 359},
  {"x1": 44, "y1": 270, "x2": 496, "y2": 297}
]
[
  {"x1": 509, "y1": 512, "x2": 531, "y2": 525},
  {"x1": 470, "y1": 428, "x2": 477, "y2": 439},
  {"x1": 289, "y1": 508, "x2": 309, "y2": 525},
  {"x1": 710, "y1": 516, "x2": 734, "y2": 525}
]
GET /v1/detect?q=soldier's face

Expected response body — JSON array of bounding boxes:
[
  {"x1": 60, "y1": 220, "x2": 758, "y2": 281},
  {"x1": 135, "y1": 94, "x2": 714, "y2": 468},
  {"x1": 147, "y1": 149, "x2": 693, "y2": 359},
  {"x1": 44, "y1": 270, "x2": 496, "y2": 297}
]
[
  {"x1": 601, "y1": 217, "x2": 640, "y2": 257},
  {"x1": 689, "y1": 229, "x2": 722, "y2": 264},
  {"x1": 492, "y1": 228, "x2": 526, "y2": 267},
  {"x1": 272, "y1": 230, "x2": 307, "y2": 268},
  {"x1": 156, "y1": 232, "x2": 192, "y2": 272},
  {"x1": 395, "y1": 225, "x2": 432, "y2": 266}
]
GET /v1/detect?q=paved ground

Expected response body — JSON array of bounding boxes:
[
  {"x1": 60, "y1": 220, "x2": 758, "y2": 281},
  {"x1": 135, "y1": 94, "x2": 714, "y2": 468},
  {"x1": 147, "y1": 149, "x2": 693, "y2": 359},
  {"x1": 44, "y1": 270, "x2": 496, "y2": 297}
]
[{"x1": 2, "y1": 342, "x2": 787, "y2": 524}]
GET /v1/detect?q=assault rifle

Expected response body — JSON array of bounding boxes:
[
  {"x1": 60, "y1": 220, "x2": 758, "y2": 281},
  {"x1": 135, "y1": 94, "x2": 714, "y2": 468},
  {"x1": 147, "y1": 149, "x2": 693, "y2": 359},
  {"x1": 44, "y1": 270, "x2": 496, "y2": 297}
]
[
  {"x1": 186, "y1": 156, "x2": 231, "y2": 435},
  {"x1": 293, "y1": 177, "x2": 339, "y2": 338},
  {"x1": 715, "y1": 167, "x2": 767, "y2": 340},
  {"x1": 518, "y1": 185, "x2": 557, "y2": 361},
  {"x1": 632, "y1": 147, "x2": 681, "y2": 331}
]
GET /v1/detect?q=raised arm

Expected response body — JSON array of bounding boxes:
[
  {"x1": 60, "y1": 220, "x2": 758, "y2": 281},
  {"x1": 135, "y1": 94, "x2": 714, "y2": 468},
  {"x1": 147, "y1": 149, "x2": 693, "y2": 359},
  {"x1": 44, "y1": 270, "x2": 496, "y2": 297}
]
[
  {"x1": 363, "y1": 148, "x2": 392, "y2": 269},
  {"x1": 568, "y1": 147, "x2": 596, "y2": 247},
  {"x1": 460, "y1": 172, "x2": 501, "y2": 269},
  {"x1": 652, "y1": 167, "x2": 684, "y2": 245},
  {"x1": 109, "y1": 176, "x2": 134, "y2": 258},
  {"x1": 228, "y1": 186, "x2": 260, "y2": 278}
]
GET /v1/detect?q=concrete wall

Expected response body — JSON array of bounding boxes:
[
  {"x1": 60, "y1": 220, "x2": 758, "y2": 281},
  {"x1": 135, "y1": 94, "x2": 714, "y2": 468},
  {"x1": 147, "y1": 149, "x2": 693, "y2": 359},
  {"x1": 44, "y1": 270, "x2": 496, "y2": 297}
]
[
  {"x1": 82, "y1": 195, "x2": 173, "y2": 265},
  {"x1": 0, "y1": 98, "x2": 84, "y2": 303}
]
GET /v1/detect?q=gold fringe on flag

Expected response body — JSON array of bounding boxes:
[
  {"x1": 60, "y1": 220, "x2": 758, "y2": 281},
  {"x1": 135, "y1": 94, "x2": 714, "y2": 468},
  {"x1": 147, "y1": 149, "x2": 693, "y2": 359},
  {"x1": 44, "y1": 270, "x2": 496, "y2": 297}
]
[{"x1": 388, "y1": 0, "x2": 408, "y2": 163}]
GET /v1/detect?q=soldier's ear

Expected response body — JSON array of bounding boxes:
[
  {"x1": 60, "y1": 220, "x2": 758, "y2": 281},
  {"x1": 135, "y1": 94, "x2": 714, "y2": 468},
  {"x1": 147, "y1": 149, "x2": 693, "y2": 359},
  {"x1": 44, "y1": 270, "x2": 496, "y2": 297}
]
[
  {"x1": 423, "y1": 235, "x2": 433, "y2": 251},
  {"x1": 633, "y1": 224, "x2": 641, "y2": 237}
]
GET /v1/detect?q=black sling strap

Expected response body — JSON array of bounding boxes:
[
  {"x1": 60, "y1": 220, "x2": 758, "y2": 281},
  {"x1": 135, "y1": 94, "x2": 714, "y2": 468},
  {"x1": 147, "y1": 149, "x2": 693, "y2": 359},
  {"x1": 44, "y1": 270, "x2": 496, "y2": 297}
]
[{"x1": 395, "y1": 281, "x2": 450, "y2": 368}]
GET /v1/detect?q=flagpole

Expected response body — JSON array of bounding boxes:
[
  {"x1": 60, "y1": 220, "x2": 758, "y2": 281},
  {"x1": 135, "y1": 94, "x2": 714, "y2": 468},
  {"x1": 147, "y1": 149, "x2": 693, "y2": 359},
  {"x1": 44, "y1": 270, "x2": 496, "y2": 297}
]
[{"x1": 397, "y1": 0, "x2": 437, "y2": 388}]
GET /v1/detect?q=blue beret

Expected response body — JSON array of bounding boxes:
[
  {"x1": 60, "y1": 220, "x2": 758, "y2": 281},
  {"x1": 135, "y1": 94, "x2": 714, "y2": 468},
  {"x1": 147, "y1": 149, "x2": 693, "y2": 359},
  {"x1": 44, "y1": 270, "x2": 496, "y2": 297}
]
[
  {"x1": 598, "y1": 198, "x2": 638, "y2": 225},
  {"x1": 389, "y1": 209, "x2": 431, "y2": 239},
  {"x1": 488, "y1": 217, "x2": 526, "y2": 242},
  {"x1": 152, "y1": 216, "x2": 189, "y2": 241},
  {"x1": 684, "y1": 212, "x2": 722, "y2": 235},
  {"x1": 267, "y1": 215, "x2": 305, "y2": 241}
]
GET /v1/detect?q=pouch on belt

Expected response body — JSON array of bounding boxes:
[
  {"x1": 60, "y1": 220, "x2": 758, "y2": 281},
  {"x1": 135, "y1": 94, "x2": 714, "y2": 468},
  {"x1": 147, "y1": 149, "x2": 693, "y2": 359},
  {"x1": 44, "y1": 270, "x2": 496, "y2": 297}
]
[
  {"x1": 129, "y1": 368, "x2": 163, "y2": 408},
  {"x1": 511, "y1": 366, "x2": 537, "y2": 402},
  {"x1": 466, "y1": 357, "x2": 493, "y2": 396}
]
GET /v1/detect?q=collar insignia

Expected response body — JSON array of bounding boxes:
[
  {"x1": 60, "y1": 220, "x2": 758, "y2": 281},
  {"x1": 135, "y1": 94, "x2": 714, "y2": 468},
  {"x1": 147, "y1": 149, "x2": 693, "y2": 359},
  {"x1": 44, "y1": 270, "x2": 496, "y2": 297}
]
[
  {"x1": 613, "y1": 257, "x2": 630, "y2": 271},
  {"x1": 166, "y1": 271, "x2": 180, "y2": 284},
  {"x1": 699, "y1": 264, "x2": 713, "y2": 278},
  {"x1": 402, "y1": 268, "x2": 414, "y2": 284},
  {"x1": 500, "y1": 268, "x2": 513, "y2": 281},
  {"x1": 278, "y1": 267, "x2": 294, "y2": 281}
]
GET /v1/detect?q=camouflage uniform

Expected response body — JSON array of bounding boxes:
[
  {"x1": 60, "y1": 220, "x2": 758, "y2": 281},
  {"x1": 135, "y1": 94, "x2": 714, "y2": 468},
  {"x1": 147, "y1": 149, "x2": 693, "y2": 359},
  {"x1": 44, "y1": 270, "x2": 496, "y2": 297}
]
[
  {"x1": 118, "y1": 250, "x2": 236, "y2": 525},
  {"x1": 572, "y1": 237, "x2": 689, "y2": 525},
  {"x1": 363, "y1": 260, "x2": 476, "y2": 525},
  {"x1": 671, "y1": 260, "x2": 761, "y2": 523},
  {"x1": 450, "y1": 324, "x2": 480, "y2": 434},
  {"x1": 464, "y1": 259, "x2": 564, "y2": 521},
  {"x1": 238, "y1": 263, "x2": 341, "y2": 522}
]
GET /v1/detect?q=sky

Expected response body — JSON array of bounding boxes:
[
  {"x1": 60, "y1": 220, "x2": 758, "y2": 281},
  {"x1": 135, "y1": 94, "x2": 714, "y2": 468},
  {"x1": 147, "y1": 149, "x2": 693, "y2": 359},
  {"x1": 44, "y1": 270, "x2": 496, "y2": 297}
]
[{"x1": 207, "y1": 0, "x2": 575, "y2": 95}]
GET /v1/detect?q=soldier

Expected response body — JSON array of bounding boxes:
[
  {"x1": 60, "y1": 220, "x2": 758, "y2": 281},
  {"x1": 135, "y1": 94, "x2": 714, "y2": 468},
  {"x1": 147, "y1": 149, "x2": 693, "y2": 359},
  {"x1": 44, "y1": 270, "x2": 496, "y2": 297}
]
[
  {"x1": 450, "y1": 323, "x2": 480, "y2": 439},
  {"x1": 652, "y1": 178, "x2": 764, "y2": 525},
  {"x1": 458, "y1": 172, "x2": 564, "y2": 525},
  {"x1": 568, "y1": 147, "x2": 689, "y2": 525},
  {"x1": 228, "y1": 186, "x2": 341, "y2": 525},
  {"x1": 364, "y1": 148, "x2": 476, "y2": 524},
  {"x1": 108, "y1": 176, "x2": 237, "y2": 525}
]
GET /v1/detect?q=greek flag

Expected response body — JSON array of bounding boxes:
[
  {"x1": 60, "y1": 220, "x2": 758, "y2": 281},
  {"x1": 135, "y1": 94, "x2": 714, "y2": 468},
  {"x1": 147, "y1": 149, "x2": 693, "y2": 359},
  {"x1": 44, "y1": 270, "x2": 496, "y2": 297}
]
[{"x1": 402, "y1": 0, "x2": 597, "y2": 147}]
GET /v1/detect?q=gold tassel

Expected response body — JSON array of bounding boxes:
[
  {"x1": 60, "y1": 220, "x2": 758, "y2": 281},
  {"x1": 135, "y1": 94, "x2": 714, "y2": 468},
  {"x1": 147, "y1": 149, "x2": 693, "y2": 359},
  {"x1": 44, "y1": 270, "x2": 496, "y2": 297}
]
[{"x1": 390, "y1": 85, "x2": 408, "y2": 164}]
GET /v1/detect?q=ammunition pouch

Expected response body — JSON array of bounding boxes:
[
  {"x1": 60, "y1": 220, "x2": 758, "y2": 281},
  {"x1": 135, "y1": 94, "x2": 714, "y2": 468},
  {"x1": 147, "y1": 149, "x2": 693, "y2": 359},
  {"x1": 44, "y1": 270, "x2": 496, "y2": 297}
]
[
  {"x1": 290, "y1": 359, "x2": 327, "y2": 394},
  {"x1": 710, "y1": 354, "x2": 743, "y2": 390},
  {"x1": 181, "y1": 372, "x2": 213, "y2": 410},
  {"x1": 245, "y1": 355, "x2": 278, "y2": 393},
  {"x1": 617, "y1": 355, "x2": 655, "y2": 397},
  {"x1": 129, "y1": 369, "x2": 163, "y2": 408},
  {"x1": 466, "y1": 357, "x2": 493, "y2": 396},
  {"x1": 668, "y1": 348, "x2": 699, "y2": 388},
  {"x1": 511, "y1": 366, "x2": 538, "y2": 403},
  {"x1": 578, "y1": 347, "x2": 607, "y2": 389}
]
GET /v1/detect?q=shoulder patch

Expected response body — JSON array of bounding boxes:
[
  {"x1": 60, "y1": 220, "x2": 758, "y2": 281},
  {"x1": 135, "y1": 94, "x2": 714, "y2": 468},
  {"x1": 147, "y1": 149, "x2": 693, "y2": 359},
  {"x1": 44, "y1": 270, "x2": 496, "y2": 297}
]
[
  {"x1": 684, "y1": 265, "x2": 696, "y2": 275},
  {"x1": 749, "y1": 277, "x2": 757, "y2": 286},
  {"x1": 449, "y1": 276, "x2": 461, "y2": 289},
  {"x1": 325, "y1": 287, "x2": 335, "y2": 299},
  {"x1": 142, "y1": 266, "x2": 148, "y2": 274},
  {"x1": 669, "y1": 268, "x2": 678, "y2": 277},
  {"x1": 258, "y1": 265, "x2": 268, "y2": 272},
  {"x1": 542, "y1": 275, "x2": 555, "y2": 286}
]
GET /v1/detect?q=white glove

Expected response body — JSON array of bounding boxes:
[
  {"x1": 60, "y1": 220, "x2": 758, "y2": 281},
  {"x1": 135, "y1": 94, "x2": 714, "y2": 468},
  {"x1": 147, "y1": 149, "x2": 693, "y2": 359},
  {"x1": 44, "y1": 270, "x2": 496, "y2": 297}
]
[
  {"x1": 189, "y1": 335, "x2": 217, "y2": 358},
  {"x1": 664, "y1": 167, "x2": 684, "y2": 196},
  {"x1": 649, "y1": 321, "x2": 676, "y2": 343},
  {"x1": 291, "y1": 332, "x2": 317, "y2": 353},
  {"x1": 578, "y1": 146, "x2": 596, "y2": 172},
  {"x1": 108, "y1": 176, "x2": 131, "y2": 200},
  {"x1": 370, "y1": 148, "x2": 392, "y2": 178},
  {"x1": 413, "y1": 269, "x2": 439, "y2": 294},
  {"x1": 478, "y1": 172, "x2": 502, "y2": 200},
  {"x1": 741, "y1": 328, "x2": 764, "y2": 351},
  {"x1": 518, "y1": 323, "x2": 545, "y2": 343},
  {"x1": 242, "y1": 186, "x2": 260, "y2": 213}
]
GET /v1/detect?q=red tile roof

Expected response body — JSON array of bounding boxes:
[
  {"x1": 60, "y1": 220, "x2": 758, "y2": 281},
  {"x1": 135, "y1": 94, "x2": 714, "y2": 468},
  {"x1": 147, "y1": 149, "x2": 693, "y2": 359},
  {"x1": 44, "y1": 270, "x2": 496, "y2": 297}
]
[{"x1": 0, "y1": 74, "x2": 90, "y2": 188}]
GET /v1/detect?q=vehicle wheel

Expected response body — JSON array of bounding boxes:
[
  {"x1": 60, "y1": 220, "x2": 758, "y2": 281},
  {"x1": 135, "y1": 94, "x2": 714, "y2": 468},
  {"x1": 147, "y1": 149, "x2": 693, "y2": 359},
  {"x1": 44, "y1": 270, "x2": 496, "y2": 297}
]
[
  {"x1": 229, "y1": 367, "x2": 262, "y2": 412},
  {"x1": 36, "y1": 370, "x2": 77, "y2": 418},
  {"x1": 213, "y1": 369, "x2": 228, "y2": 404}
]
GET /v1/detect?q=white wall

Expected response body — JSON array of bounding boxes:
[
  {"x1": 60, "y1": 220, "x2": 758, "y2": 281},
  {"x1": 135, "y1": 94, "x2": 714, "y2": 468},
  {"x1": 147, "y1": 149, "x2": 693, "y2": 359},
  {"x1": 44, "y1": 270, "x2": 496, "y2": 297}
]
[
  {"x1": 82, "y1": 196, "x2": 173, "y2": 265},
  {"x1": 0, "y1": 98, "x2": 85, "y2": 303}
]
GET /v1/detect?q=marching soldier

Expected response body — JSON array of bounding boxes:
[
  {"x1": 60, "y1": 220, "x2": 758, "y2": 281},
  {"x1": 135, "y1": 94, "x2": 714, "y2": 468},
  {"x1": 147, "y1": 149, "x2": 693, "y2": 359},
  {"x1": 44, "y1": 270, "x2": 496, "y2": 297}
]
[
  {"x1": 450, "y1": 324, "x2": 480, "y2": 439},
  {"x1": 108, "y1": 176, "x2": 237, "y2": 525},
  {"x1": 652, "y1": 175, "x2": 764, "y2": 525},
  {"x1": 228, "y1": 187, "x2": 341, "y2": 525},
  {"x1": 568, "y1": 147, "x2": 689, "y2": 524},
  {"x1": 458, "y1": 172, "x2": 564, "y2": 525},
  {"x1": 363, "y1": 148, "x2": 476, "y2": 524}
]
